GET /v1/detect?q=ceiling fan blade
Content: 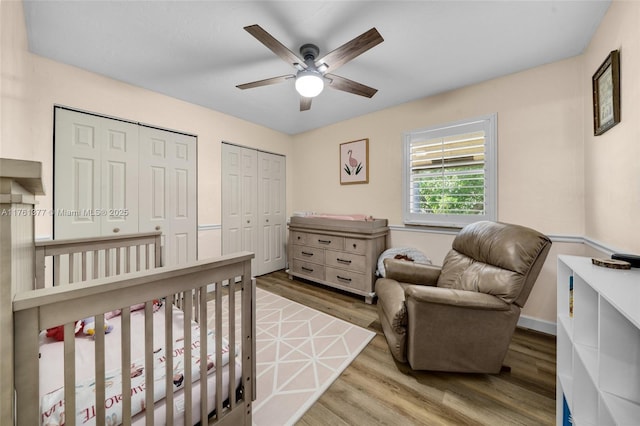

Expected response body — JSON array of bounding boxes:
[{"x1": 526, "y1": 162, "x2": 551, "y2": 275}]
[
  {"x1": 244, "y1": 25, "x2": 305, "y2": 67},
  {"x1": 236, "y1": 74, "x2": 294, "y2": 90},
  {"x1": 315, "y1": 28, "x2": 383, "y2": 73},
  {"x1": 326, "y1": 74, "x2": 377, "y2": 98},
  {"x1": 300, "y1": 97, "x2": 312, "y2": 111}
]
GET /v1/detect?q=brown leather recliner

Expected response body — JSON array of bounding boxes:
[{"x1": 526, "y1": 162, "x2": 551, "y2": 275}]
[{"x1": 375, "y1": 221, "x2": 551, "y2": 373}]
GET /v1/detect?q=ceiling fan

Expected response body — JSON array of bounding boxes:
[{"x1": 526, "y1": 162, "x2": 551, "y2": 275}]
[{"x1": 236, "y1": 25, "x2": 384, "y2": 111}]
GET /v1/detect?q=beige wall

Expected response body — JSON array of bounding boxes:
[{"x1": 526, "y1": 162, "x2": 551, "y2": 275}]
[
  {"x1": 291, "y1": 56, "x2": 586, "y2": 325},
  {"x1": 292, "y1": 57, "x2": 585, "y2": 236},
  {"x1": 583, "y1": 0, "x2": 640, "y2": 254},
  {"x1": 0, "y1": 0, "x2": 293, "y2": 259}
]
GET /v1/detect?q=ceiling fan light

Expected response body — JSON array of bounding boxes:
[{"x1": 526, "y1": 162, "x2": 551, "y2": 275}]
[{"x1": 295, "y1": 71, "x2": 324, "y2": 98}]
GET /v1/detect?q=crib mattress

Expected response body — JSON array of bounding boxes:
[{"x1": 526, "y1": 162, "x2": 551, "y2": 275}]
[{"x1": 38, "y1": 304, "x2": 241, "y2": 425}]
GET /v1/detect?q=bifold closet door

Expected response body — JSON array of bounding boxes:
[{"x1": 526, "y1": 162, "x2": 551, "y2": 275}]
[
  {"x1": 138, "y1": 126, "x2": 197, "y2": 266},
  {"x1": 257, "y1": 151, "x2": 286, "y2": 275},
  {"x1": 221, "y1": 143, "x2": 258, "y2": 273},
  {"x1": 55, "y1": 108, "x2": 197, "y2": 268},
  {"x1": 54, "y1": 109, "x2": 139, "y2": 239},
  {"x1": 221, "y1": 143, "x2": 285, "y2": 276}
]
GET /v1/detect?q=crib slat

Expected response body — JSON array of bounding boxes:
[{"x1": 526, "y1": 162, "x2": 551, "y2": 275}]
[
  {"x1": 243, "y1": 274, "x2": 256, "y2": 409},
  {"x1": 144, "y1": 301, "x2": 154, "y2": 426},
  {"x1": 81, "y1": 251, "x2": 87, "y2": 282},
  {"x1": 200, "y1": 286, "x2": 209, "y2": 423},
  {"x1": 116, "y1": 247, "x2": 121, "y2": 276},
  {"x1": 214, "y1": 283, "x2": 223, "y2": 418},
  {"x1": 54, "y1": 255, "x2": 61, "y2": 286},
  {"x1": 121, "y1": 307, "x2": 132, "y2": 426},
  {"x1": 68, "y1": 252, "x2": 75, "y2": 284},
  {"x1": 126, "y1": 246, "x2": 131, "y2": 274},
  {"x1": 64, "y1": 322, "x2": 76, "y2": 426},
  {"x1": 136, "y1": 244, "x2": 141, "y2": 272},
  {"x1": 183, "y1": 290, "x2": 193, "y2": 426},
  {"x1": 194, "y1": 288, "x2": 200, "y2": 322},
  {"x1": 154, "y1": 237, "x2": 162, "y2": 268},
  {"x1": 145, "y1": 244, "x2": 150, "y2": 270},
  {"x1": 164, "y1": 300, "x2": 174, "y2": 425},
  {"x1": 105, "y1": 248, "x2": 111, "y2": 277},
  {"x1": 93, "y1": 249, "x2": 99, "y2": 280},
  {"x1": 228, "y1": 278, "x2": 236, "y2": 410},
  {"x1": 95, "y1": 314, "x2": 106, "y2": 422}
]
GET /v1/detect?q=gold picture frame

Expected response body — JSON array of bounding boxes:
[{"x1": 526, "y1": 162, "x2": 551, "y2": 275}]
[
  {"x1": 340, "y1": 138, "x2": 369, "y2": 185},
  {"x1": 592, "y1": 50, "x2": 620, "y2": 136}
]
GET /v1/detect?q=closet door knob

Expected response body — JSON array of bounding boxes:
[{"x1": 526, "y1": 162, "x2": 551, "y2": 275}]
[
  {"x1": 155, "y1": 225, "x2": 161, "y2": 231},
  {"x1": 113, "y1": 227, "x2": 120, "y2": 233}
]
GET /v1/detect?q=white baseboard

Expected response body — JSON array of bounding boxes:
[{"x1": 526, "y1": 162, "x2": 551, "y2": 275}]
[{"x1": 517, "y1": 315, "x2": 556, "y2": 336}]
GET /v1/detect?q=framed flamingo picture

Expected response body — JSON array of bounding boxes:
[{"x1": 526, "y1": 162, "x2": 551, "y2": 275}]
[{"x1": 340, "y1": 138, "x2": 369, "y2": 185}]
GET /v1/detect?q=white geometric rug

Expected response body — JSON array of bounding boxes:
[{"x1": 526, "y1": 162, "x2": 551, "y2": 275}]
[{"x1": 208, "y1": 288, "x2": 375, "y2": 426}]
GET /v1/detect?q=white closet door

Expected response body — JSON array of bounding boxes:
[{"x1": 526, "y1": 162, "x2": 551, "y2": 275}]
[
  {"x1": 138, "y1": 126, "x2": 197, "y2": 266},
  {"x1": 257, "y1": 151, "x2": 286, "y2": 275},
  {"x1": 221, "y1": 143, "x2": 257, "y2": 273},
  {"x1": 55, "y1": 109, "x2": 138, "y2": 239}
]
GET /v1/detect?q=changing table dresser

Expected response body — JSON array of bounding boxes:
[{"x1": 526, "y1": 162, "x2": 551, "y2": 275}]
[{"x1": 287, "y1": 216, "x2": 388, "y2": 303}]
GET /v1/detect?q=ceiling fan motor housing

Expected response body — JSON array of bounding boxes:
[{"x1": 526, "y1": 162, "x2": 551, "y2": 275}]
[{"x1": 299, "y1": 43, "x2": 320, "y2": 62}]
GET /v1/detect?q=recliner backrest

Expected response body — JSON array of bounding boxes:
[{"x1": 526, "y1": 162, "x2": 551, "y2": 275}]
[{"x1": 436, "y1": 221, "x2": 551, "y2": 307}]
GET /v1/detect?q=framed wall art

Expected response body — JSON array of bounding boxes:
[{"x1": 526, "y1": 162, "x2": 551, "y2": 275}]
[
  {"x1": 340, "y1": 138, "x2": 369, "y2": 185},
  {"x1": 592, "y1": 50, "x2": 620, "y2": 136}
]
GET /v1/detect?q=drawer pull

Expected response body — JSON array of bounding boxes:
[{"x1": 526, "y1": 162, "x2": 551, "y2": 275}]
[
  {"x1": 302, "y1": 266, "x2": 314, "y2": 273},
  {"x1": 318, "y1": 239, "x2": 332, "y2": 244},
  {"x1": 301, "y1": 251, "x2": 314, "y2": 256},
  {"x1": 336, "y1": 258, "x2": 352, "y2": 264},
  {"x1": 336, "y1": 275, "x2": 352, "y2": 282}
]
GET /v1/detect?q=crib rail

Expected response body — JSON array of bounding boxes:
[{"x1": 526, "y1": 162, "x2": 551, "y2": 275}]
[
  {"x1": 14, "y1": 252, "x2": 255, "y2": 426},
  {"x1": 35, "y1": 231, "x2": 162, "y2": 288}
]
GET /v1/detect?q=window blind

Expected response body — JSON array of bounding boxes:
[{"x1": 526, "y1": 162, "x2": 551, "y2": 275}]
[{"x1": 409, "y1": 130, "x2": 486, "y2": 215}]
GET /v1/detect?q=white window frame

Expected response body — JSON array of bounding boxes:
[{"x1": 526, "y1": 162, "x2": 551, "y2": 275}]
[{"x1": 402, "y1": 113, "x2": 497, "y2": 228}]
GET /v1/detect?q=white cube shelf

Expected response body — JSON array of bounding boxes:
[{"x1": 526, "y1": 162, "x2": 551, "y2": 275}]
[{"x1": 557, "y1": 255, "x2": 640, "y2": 425}]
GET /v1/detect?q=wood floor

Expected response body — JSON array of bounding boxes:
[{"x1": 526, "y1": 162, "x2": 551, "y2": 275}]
[{"x1": 256, "y1": 270, "x2": 556, "y2": 426}]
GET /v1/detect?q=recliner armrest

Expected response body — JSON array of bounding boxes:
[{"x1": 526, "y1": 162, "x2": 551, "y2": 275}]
[
  {"x1": 405, "y1": 286, "x2": 511, "y2": 311},
  {"x1": 383, "y1": 258, "x2": 441, "y2": 286}
]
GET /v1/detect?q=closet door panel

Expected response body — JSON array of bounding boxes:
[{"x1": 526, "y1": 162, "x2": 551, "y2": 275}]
[
  {"x1": 100, "y1": 121, "x2": 139, "y2": 236},
  {"x1": 222, "y1": 144, "x2": 257, "y2": 272},
  {"x1": 222, "y1": 144, "x2": 242, "y2": 254},
  {"x1": 54, "y1": 110, "x2": 103, "y2": 239},
  {"x1": 170, "y1": 135, "x2": 197, "y2": 265},
  {"x1": 257, "y1": 152, "x2": 286, "y2": 275},
  {"x1": 139, "y1": 127, "x2": 197, "y2": 266},
  {"x1": 241, "y1": 149, "x2": 258, "y2": 261}
]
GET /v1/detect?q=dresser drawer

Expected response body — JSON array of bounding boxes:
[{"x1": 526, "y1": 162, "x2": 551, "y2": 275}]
[
  {"x1": 344, "y1": 238, "x2": 367, "y2": 255},
  {"x1": 292, "y1": 244, "x2": 324, "y2": 264},
  {"x1": 292, "y1": 259, "x2": 325, "y2": 281},
  {"x1": 325, "y1": 267, "x2": 367, "y2": 291},
  {"x1": 325, "y1": 249, "x2": 366, "y2": 273},
  {"x1": 307, "y1": 233, "x2": 344, "y2": 250},
  {"x1": 290, "y1": 231, "x2": 309, "y2": 245}
]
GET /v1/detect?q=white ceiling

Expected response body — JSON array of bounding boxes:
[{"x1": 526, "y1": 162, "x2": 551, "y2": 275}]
[{"x1": 23, "y1": 1, "x2": 610, "y2": 135}]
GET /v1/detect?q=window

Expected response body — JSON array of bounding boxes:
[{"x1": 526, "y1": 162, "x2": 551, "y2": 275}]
[{"x1": 402, "y1": 113, "x2": 497, "y2": 227}]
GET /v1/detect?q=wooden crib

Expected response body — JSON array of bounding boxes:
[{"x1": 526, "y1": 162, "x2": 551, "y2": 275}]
[{"x1": 1, "y1": 158, "x2": 256, "y2": 426}]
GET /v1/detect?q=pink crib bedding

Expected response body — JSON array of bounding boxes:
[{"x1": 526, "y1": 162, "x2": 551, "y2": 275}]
[{"x1": 38, "y1": 305, "x2": 240, "y2": 426}]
